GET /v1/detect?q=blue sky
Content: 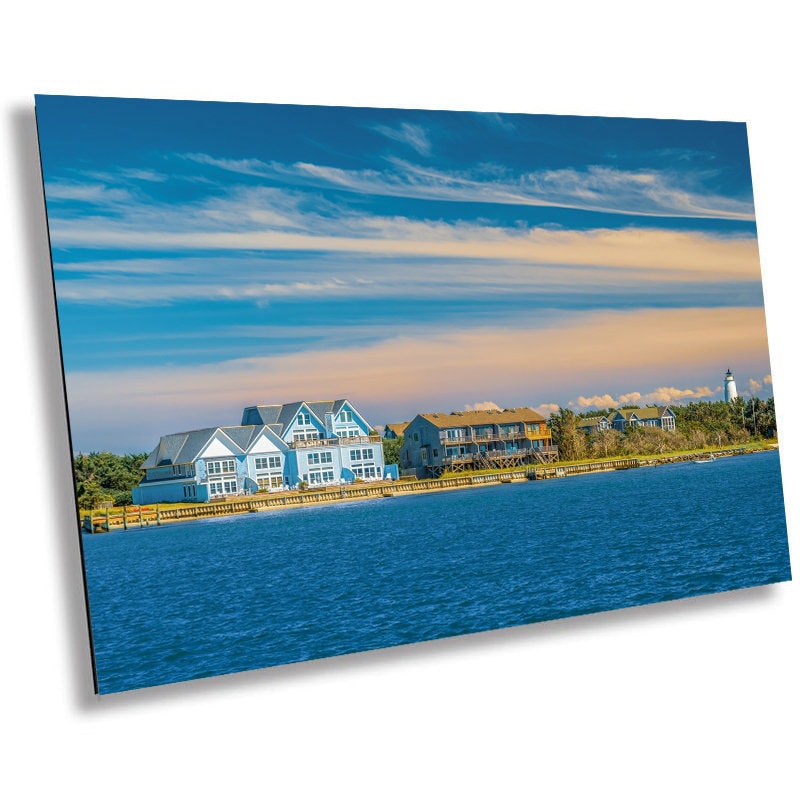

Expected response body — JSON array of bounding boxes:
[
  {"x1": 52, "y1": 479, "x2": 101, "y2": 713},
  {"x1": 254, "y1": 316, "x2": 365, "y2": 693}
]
[{"x1": 36, "y1": 96, "x2": 773, "y2": 454}]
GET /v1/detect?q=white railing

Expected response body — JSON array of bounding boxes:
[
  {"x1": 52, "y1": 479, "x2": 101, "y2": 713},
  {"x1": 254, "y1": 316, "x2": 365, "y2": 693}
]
[
  {"x1": 439, "y1": 430, "x2": 549, "y2": 444},
  {"x1": 290, "y1": 434, "x2": 381, "y2": 450}
]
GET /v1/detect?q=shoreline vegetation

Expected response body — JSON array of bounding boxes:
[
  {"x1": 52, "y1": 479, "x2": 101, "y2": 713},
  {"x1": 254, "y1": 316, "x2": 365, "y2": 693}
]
[{"x1": 80, "y1": 441, "x2": 778, "y2": 533}]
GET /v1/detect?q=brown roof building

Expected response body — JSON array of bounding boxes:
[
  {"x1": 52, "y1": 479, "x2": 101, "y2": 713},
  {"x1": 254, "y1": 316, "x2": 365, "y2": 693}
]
[{"x1": 400, "y1": 407, "x2": 558, "y2": 478}]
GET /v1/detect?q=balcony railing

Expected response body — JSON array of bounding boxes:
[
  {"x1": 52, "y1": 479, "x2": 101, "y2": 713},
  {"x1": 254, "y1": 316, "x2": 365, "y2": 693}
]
[
  {"x1": 442, "y1": 444, "x2": 558, "y2": 466},
  {"x1": 439, "y1": 430, "x2": 550, "y2": 444},
  {"x1": 290, "y1": 434, "x2": 381, "y2": 450}
]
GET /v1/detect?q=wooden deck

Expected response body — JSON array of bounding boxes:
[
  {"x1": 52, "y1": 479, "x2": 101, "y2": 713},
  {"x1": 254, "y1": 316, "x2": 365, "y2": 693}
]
[{"x1": 436, "y1": 446, "x2": 558, "y2": 476}]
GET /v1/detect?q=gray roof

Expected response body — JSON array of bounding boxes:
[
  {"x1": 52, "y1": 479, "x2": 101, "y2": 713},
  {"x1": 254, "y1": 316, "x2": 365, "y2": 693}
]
[
  {"x1": 141, "y1": 427, "x2": 218, "y2": 469},
  {"x1": 140, "y1": 424, "x2": 283, "y2": 469},
  {"x1": 241, "y1": 399, "x2": 362, "y2": 432}
]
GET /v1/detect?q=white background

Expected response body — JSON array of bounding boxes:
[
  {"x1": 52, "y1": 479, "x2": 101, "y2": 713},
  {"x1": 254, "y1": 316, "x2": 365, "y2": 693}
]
[{"x1": 2, "y1": 3, "x2": 797, "y2": 797}]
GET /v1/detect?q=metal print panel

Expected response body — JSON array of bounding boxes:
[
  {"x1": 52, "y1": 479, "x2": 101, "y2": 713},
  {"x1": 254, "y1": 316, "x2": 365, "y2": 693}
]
[{"x1": 35, "y1": 96, "x2": 792, "y2": 694}]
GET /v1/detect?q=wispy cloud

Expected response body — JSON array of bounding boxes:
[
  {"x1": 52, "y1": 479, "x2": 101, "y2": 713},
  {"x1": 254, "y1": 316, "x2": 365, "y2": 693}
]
[
  {"x1": 371, "y1": 122, "x2": 432, "y2": 156},
  {"x1": 44, "y1": 181, "x2": 134, "y2": 204},
  {"x1": 51, "y1": 221, "x2": 762, "y2": 306},
  {"x1": 174, "y1": 152, "x2": 754, "y2": 220}
]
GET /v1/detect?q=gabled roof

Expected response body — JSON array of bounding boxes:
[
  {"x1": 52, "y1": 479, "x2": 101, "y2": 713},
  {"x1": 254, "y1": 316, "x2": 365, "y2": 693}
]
[
  {"x1": 634, "y1": 405, "x2": 671, "y2": 420},
  {"x1": 140, "y1": 425, "x2": 280, "y2": 469},
  {"x1": 610, "y1": 405, "x2": 672, "y2": 422},
  {"x1": 243, "y1": 424, "x2": 287, "y2": 453},
  {"x1": 577, "y1": 415, "x2": 608, "y2": 428},
  {"x1": 241, "y1": 399, "x2": 372, "y2": 433},
  {"x1": 416, "y1": 407, "x2": 546, "y2": 430},
  {"x1": 385, "y1": 422, "x2": 410, "y2": 436}
]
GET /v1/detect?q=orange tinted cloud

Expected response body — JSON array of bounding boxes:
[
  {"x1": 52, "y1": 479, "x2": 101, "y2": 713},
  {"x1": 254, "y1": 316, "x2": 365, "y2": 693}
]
[{"x1": 66, "y1": 305, "x2": 771, "y2": 448}]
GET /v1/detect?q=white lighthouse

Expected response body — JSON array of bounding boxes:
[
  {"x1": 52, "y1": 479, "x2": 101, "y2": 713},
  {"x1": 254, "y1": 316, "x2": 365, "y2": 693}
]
[{"x1": 724, "y1": 369, "x2": 738, "y2": 402}]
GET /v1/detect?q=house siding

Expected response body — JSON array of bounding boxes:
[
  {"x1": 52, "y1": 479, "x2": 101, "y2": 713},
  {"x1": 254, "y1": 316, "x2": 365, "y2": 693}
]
[
  {"x1": 400, "y1": 408, "x2": 555, "y2": 478},
  {"x1": 133, "y1": 398, "x2": 386, "y2": 503}
]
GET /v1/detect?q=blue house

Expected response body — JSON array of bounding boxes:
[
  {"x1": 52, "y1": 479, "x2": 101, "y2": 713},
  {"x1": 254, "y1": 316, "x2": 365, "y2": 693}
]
[
  {"x1": 383, "y1": 422, "x2": 409, "y2": 439},
  {"x1": 133, "y1": 399, "x2": 388, "y2": 504},
  {"x1": 242, "y1": 399, "x2": 387, "y2": 486},
  {"x1": 608, "y1": 406, "x2": 676, "y2": 432},
  {"x1": 576, "y1": 415, "x2": 610, "y2": 435},
  {"x1": 132, "y1": 424, "x2": 288, "y2": 505}
]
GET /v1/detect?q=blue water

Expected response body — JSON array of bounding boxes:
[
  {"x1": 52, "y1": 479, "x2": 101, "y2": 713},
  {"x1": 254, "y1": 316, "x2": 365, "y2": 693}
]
[{"x1": 82, "y1": 450, "x2": 792, "y2": 694}]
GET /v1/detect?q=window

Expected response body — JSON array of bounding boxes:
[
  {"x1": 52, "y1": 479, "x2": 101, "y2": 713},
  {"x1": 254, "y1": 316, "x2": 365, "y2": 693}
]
[
  {"x1": 350, "y1": 447, "x2": 374, "y2": 462},
  {"x1": 433, "y1": 449, "x2": 439, "y2": 458},
  {"x1": 308, "y1": 452, "x2": 320, "y2": 465},
  {"x1": 297, "y1": 412, "x2": 311, "y2": 425},
  {"x1": 255, "y1": 455, "x2": 281, "y2": 470},
  {"x1": 309, "y1": 469, "x2": 335, "y2": 485},
  {"x1": 339, "y1": 410, "x2": 353, "y2": 423},
  {"x1": 207, "y1": 459, "x2": 235, "y2": 475}
]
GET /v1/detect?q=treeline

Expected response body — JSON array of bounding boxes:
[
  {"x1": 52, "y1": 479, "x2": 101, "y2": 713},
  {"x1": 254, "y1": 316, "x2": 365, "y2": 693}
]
[
  {"x1": 550, "y1": 397, "x2": 776, "y2": 461},
  {"x1": 73, "y1": 451, "x2": 148, "y2": 509}
]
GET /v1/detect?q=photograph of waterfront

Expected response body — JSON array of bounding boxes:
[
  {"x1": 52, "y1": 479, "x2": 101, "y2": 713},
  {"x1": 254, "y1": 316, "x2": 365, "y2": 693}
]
[{"x1": 36, "y1": 96, "x2": 791, "y2": 694}]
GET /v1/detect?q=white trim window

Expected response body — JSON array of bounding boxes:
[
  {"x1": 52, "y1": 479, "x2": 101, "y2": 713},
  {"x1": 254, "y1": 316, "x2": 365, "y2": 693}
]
[
  {"x1": 350, "y1": 447, "x2": 374, "y2": 463},
  {"x1": 308, "y1": 469, "x2": 335, "y2": 485},
  {"x1": 255, "y1": 455, "x2": 281, "y2": 471},
  {"x1": 293, "y1": 431, "x2": 320, "y2": 442},
  {"x1": 352, "y1": 466, "x2": 379, "y2": 479},
  {"x1": 209, "y1": 478, "x2": 237, "y2": 496},
  {"x1": 207, "y1": 459, "x2": 236, "y2": 476}
]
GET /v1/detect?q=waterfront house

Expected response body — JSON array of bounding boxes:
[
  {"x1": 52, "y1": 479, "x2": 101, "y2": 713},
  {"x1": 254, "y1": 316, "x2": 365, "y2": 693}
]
[
  {"x1": 133, "y1": 399, "x2": 388, "y2": 504},
  {"x1": 241, "y1": 399, "x2": 387, "y2": 485},
  {"x1": 576, "y1": 415, "x2": 610, "y2": 435},
  {"x1": 400, "y1": 407, "x2": 557, "y2": 478},
  {"x1": 383, "y1": 422, "x2": 409, "y2": 439},
  {"x1": 608, "y1": 406, "x2": 676, "y2": 432},
  {"x1": 132, "y1": 424, "x2": 289, "y2": 505}
]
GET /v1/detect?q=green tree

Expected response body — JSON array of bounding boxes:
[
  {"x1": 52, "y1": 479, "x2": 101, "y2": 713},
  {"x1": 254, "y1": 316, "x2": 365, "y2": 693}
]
[
  {"x1": 549, "y1": 408, "x2": 586, "y2": 461},
  {"x1": 382, "y1": 435, "x2": 404, "y2": 466},
  {"x1": 76, "y1": 479, "x2": 114, "y2": 510},
  {"x1": 73, "y1": 451, "x2": 147, "y2": 508}
]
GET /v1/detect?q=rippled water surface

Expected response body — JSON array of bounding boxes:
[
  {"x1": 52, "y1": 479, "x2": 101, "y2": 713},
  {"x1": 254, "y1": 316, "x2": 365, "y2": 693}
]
[{"x1": 82, "y1": 450, "x2": 791, "y2": 694}]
